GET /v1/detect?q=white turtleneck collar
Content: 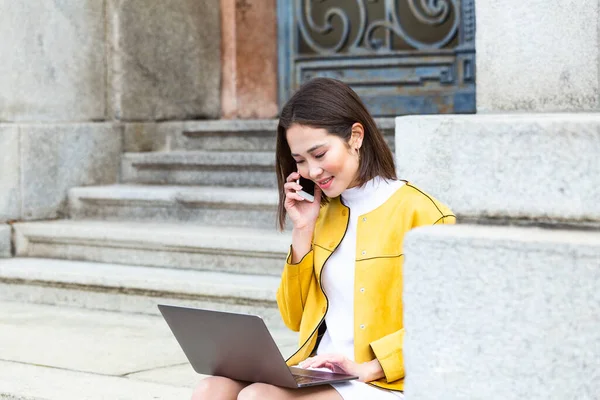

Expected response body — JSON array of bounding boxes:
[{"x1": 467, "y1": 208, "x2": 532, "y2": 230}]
[{"x1": 341, "y1": 176, "x2": 405, "y2": 215}]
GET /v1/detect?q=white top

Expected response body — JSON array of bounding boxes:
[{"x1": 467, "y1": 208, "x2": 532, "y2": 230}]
[{"x1": 315, "y1": 176, "x2": 405, "y2": 399}]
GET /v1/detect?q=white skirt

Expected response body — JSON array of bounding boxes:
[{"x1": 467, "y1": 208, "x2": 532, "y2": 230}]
[{"x1": 329, "y1": 380, "x2": 404, "y2": 400}]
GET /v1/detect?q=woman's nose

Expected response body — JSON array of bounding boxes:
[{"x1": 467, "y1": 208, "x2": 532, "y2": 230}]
[{"x1": 309, "y1": 166, "x2": 323, "y2": 179}]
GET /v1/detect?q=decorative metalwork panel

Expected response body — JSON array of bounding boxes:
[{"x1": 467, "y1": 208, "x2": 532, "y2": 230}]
[{"x1": 277, "y1": 0, "x2": 476, "y2": 116}]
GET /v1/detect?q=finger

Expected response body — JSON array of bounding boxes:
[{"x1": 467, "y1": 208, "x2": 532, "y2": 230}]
[
  {"x1": 285, "y1": 192, "x2": 305, "y2": 203},
  {"x1": 286, "y1": 172, "x2": 300, "y2": 183},
  {"x1": 283, "y1": 182, "x2": 303, "y2": 192}
]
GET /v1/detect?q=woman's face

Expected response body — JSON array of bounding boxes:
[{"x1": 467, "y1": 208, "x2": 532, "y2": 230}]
[{"x1": 286, "y1": 124, "x2": 362, "y2": 198}]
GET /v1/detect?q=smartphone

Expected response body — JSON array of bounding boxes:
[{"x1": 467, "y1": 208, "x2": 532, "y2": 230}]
[{"x1": 296, "y1": 176, "x2": 315, "y2": 202}]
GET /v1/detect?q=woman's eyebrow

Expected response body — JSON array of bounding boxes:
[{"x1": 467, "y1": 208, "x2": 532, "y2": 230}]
[{"x1": 291, "y1": 143, "x2": 326, "y2": 157}]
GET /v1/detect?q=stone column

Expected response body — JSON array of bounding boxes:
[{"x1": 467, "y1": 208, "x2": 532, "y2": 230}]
[
  {"x1": 396, "y1": 1, "x2": 600, "y2": 398},
  {"x1": 0, "y1": 0, "x2": 222, "y2": 227},
  {"x1": 220, "y1": 0, "x2": 279, "y2": 119},
  {"x1": 476, "y1": 0, "x2": 600, "y2": 112}
]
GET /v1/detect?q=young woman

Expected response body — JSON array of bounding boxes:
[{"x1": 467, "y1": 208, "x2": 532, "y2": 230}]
[{"x1": 192, "y1": 78, "x2": 455, "y2": 400}]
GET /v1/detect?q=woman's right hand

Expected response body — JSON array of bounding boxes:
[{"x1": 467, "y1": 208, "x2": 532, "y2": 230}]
[{"x1": 283, "y1": 172, "x2": 322, "y2": 231}]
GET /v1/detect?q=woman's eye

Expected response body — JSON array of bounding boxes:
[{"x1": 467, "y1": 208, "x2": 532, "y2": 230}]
[
  {"x1": 315, "y1": 153, "x2": 326, "y2": 159},
  {"x1": 295, "y1": 160, "x2": 305, "y2": 164}
]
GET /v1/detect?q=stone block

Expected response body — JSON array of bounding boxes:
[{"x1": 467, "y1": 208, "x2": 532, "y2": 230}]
[
  {"x1": 20, "y1": 124, "x2": 122, "y2": 220},
  {"x1": 107, "y1": 0, "x2": 221, "y2": 121},
  {"x1": 477, "y1": 0, "x2": 600, "y2": 112},
  {"x1": 395, "y1": 114, "x2": 600, "y2": 224},
  {"x1": 403, "y1": 224, "x2": 600, "y2": 399},
  {"x1": 0, "y1": 1, "x2": 105, "y2": 121},
  {"x1": 221, "y1": 0, "x2": 278, "y2": 119},
  {"x1": 0, "y1": 225, "x2": 10, "y2": 258},
  {"x1": 0, "y1": 126, "x2": 20, "y2": 221}
]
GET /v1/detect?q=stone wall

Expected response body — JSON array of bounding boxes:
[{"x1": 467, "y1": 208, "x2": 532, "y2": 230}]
[
  {"x1": 477, "y1": 0, "x2": 600, "y2": 112},
  {"x1": 0, "y1": 124, "x2": 122, "y2": 222},
  {"x1": 0, "y1": 1, "x2": 221, "y2": 222}
]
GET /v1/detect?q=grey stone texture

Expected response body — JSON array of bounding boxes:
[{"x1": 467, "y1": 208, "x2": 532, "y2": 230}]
[
  {"x1": 0, "y1": 126, "x2": 20, "y2": 221},
  {"x1": 403, "y1": 224, "x2": 600, "y2": 400},
  {"x1": 122, "y1": 118, "x2": 396, "y2": 153},
  {"x1": 395, "y1": 114, "x2": 600, "y2": 224},
  {"x1": 0, "y1": 1, "x2": 106, "y2": 121},
  {"x1": 19, "y1": 124, "x2": 122, "y2": 220},
  {"x1": 0, "y1": 225, "x2": 10, "y2": 258},
  {"x1": 121, "y1": 150, "x2": 277, "y2": 187},
  {"x1": 1, "y1": 124, "x2": 122, "y2": 222},
  {"x1": 13, "y1": 220, "x2": 289, "y2": 275},
  {"x1": 477, "y1": 0, "x2": 600, "y2": 112},
  {"x1": 107, "y1": 0, "x2": 221, "y2": 121},
  {"x1": 0, "y1": 258, "x2": 285, "y2": 329},
  {"x1": 0, "y1": 301, "x2": 297, "y2": 398},
  {"x1": 69, "y1": 184, "x2": 280, "y2": 230}
]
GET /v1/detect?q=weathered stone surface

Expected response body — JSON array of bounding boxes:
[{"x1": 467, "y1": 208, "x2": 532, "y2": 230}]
[
  {"x1": 477, "y1": 0, "x2": 600, "y2": 112},
  {"x1": 0, "y1": 258, "x2": 285, "y2": 329},
  {"x1": 121, "y1": 150, "x2": 277, "y2": 187},
  {"x1": 403, "y1": 224, "x2": 600, "y2": 399},
  {"x1": 107, "y1": 0, "x2": 221, "y2": 121},
  {"x1": 0, "y1": 225, "x2": 10, "y2": 258},
  {"x1": 221, "y1": 0, "x2": 278, "y2": 119},
  {"x1": 0, "y1": 357, "x2": 191, "y2": 400},
  {"x1": 20, "y1": 124, "x2": 122, "y2": 220},
  {"x1": 0, "y1": 1, "x2": 105, "y2": 121},
  {"x1": 0, "y1": 126, "x2": 20, "y2": 221},
  {"x1": 69, "y1": 184, "x2": 280, "y2": 230},
  {"x1": 395, "y1": 114, "x2": 600, "y2": 224},
  {"x1": 13, "y1": 220, "x2": 288, "y2": 275}
]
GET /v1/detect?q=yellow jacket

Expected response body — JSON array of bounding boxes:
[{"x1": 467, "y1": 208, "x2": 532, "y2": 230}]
[{"x1": 276, "y1": 182, "x2": 455, "y2": 392}]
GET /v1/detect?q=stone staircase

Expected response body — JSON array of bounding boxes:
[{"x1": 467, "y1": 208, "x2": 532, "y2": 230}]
[{"x1": 0, "y1": 118, "x2": 395, "y2": 332}]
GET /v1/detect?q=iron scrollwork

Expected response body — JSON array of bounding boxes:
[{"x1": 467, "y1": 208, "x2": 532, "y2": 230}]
[{"x1": 296, "y1": 0, "x2": 461, "y2": 54}]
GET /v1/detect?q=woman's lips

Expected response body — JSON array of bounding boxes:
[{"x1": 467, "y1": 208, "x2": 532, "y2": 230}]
[{"x1": 318, "y1": 177, "x2": 334, "y2": 190}]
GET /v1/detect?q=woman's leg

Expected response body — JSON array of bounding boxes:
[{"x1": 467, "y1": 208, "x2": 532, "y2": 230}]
[
  {"x1": 191, "y1": 376, "x2": 249, "y2": 400},
  {"x1": 237, "y1": 382, "x2": 343, "y2": 400}
]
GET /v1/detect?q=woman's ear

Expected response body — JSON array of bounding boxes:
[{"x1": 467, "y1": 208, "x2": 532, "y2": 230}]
[{"x1": 350, "y1": 122, "x2": 365, "y2": 150}]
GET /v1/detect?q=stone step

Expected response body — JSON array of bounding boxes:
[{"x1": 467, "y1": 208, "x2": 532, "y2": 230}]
[
  {"x1": 0, "y1": 359, "x2": 191, "y2": 400},
  {"x1": 396, "y1": 113, "x2": 600, "y2": 226},
  {"x1": 68, "y1": 184, "x2": 281, "y2": 229},
  {"x1": 121, "y1": 150, "x2": 277, "y2": 187},
  {"x1": 12, "y1": 220, "x2": 290, "y2": 276},
  {"x1": 1, "y1": 224, "x2": 10, "y2": 258},
  {"x1": 0, "y1": 257, "x2": 284, "y2": 330},
  {"x1": 124, "y1": 118, "x2": 396, "y2": 152},
  {"x1": 402, "y1": 224, "x2": 600, "y2": 399}
]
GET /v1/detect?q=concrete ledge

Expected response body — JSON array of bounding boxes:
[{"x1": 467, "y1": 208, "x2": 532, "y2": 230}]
[
  {"x1": 121, "y1": 150, "x2": 277, "y2": 187},
  {"x1": 402, "y1": 224, "x2": 600, "y2": 399},
  {"x1": 396, "y1": 114, "x2": 600, "y2": 224},
  {"x1": 0, "y1": 360, "x2": 191, "y2": 400},
  {"x1": 13, "y1": 220, "x2": 289, "y2": 275},
  {"x1": 122, "y1": 118, "x2": 396, "y2": 152},
  {"x1": 0, "y1": 225, "x2": 10, "y2": 258},
  {"x1": 69, "y1": 185, "x2": 280, "y2": 229},
  {"x1": 0, "y1": 258, "x2": 284, "y2": 329}
]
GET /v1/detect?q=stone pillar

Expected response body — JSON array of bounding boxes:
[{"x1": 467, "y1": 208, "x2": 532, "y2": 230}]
[
  {"x1": 396, "y1": 1, "x2": 600, "y2": 398},
  {"x1": 476, "y1": 0, "x2": 600, "y2": 112},
  {"x1": 220, "y1": 0, "x2": 279, "y2": 119},
  {"x1": 107, "y1": 0, "x2": 221, "y2": 121}
]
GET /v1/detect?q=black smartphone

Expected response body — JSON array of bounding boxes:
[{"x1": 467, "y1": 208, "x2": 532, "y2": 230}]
[{"x1": 296, "y1": 176, "x2": 315, "y2": 202}]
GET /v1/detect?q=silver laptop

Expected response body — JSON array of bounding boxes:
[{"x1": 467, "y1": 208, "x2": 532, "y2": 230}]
[{"x1": 158, "y1": 304, "x2": 358, "y2": 388}]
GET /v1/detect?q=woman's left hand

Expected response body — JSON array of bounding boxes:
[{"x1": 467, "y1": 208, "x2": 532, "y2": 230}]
[{"x1": 299, "y1": 354, "x2": 385, "y2": 383}]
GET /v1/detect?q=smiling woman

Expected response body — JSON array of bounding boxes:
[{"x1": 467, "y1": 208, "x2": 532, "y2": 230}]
[
  {"x1": 191, "y1": 78, "x2": 455, "y2": 400},
  {"x1": 275, "y1": 78, "x2": 397, "y2": 230}
]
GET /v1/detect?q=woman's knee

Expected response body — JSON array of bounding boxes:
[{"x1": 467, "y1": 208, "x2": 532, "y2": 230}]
[
  {"x1": 237, "y1": 383, "x2": 276, "y2": 400},
  {"x1": 191, "y1": 376, "x2": 245, "y2": 400}
]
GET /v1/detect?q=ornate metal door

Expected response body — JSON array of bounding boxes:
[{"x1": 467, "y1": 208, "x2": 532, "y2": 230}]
[{"x1": 277, "y1": 0, "x2": 475, "y2": 116}]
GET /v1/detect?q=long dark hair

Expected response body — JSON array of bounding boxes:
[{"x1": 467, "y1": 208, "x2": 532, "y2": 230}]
[{"x1": 276, "y1": 78, "x2": 396, "y2": 230}]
